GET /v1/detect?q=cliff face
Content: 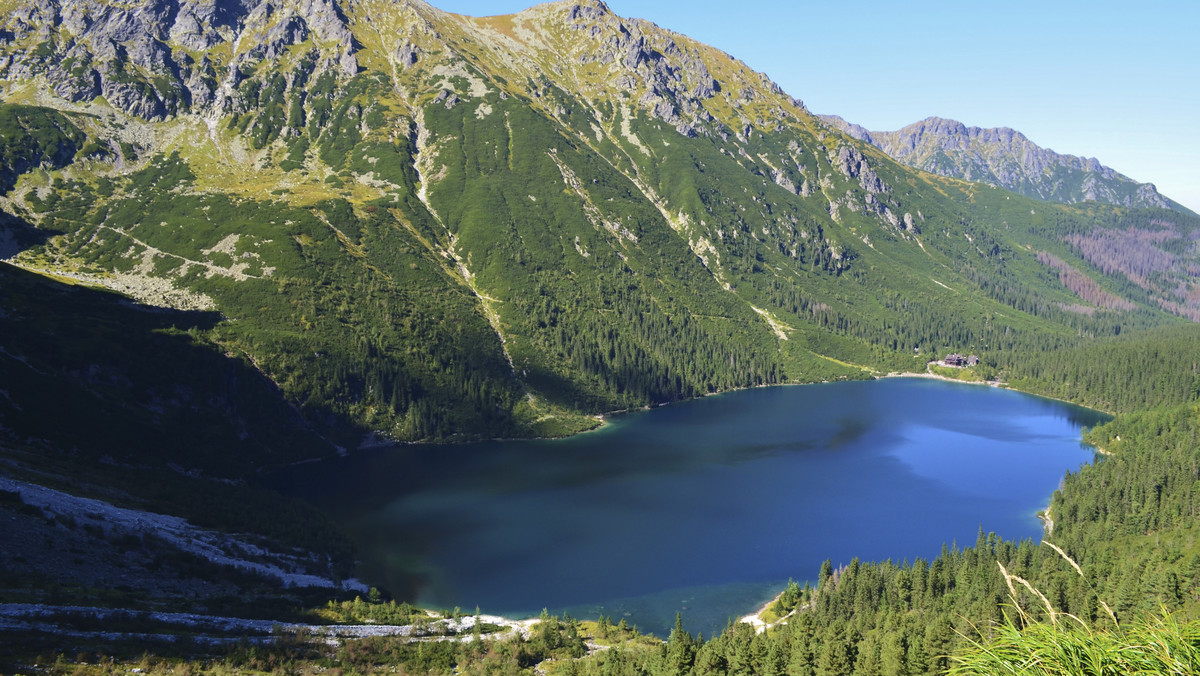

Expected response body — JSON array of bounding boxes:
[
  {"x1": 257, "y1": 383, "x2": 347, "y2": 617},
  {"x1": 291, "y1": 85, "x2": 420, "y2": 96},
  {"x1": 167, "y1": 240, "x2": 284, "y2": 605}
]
[
  {"x1": 0, "y1": 0, "x2": 358, "y2": 118},
  {"x1": 821, "y1": 114, "x2": 1186, "y2": 213}
]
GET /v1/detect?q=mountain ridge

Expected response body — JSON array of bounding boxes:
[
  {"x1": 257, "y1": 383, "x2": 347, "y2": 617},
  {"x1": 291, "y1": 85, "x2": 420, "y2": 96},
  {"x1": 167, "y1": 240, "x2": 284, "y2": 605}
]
[
  {"x1": 820, "y1": 113, "x2": 1190, "y2": 214},
  {"x1": 0, "y1": 0, "x2": 1197, "y2": 449}
]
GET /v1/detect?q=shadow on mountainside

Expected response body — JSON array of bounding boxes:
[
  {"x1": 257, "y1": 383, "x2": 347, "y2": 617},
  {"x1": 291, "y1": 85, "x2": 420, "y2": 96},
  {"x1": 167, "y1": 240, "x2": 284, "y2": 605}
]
[{"x1": 0, "y1": 211, "x2": 52, "y2": 260}]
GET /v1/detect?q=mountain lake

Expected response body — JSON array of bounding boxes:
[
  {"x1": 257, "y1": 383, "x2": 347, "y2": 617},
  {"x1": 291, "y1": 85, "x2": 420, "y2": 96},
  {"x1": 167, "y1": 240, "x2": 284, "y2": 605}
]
[{"x1": 271, "y1": 377, "x2": 1106, "y2": 637}]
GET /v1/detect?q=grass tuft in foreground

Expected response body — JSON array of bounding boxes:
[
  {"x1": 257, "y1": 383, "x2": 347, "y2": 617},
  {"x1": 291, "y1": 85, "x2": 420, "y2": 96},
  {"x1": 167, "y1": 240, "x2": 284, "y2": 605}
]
[
  {"x1": 950, "y1": 543, "x2": 1200, "y2": 675},
  {"x1": 950, "y1": 612, "x2": 1200, "y2": 675}
]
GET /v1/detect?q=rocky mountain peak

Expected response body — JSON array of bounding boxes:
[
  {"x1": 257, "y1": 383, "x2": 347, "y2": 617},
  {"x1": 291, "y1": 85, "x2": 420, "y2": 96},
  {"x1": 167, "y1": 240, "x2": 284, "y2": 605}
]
[
  {"x1": 821, "y1": 113, "x2": 1184, "y2": 212},
  {"x1": 820, "y1": 114, "x2": 872, "y2": 144},
  {"x1": 0, "y1": 0, "x2": 358, "y2": 119},
  {"x1": 564, "y1": 0, "x2": 612, "y2": 22},
  {"x1": 471, "y1": 0, "x2": 814, "y2": 141}
]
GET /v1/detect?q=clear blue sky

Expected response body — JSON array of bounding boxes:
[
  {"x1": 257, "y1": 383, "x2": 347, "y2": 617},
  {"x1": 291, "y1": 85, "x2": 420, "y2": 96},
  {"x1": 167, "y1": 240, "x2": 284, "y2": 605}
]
[{"x1": 428, "y1": 0, "x2": 1200, "y2": 213}]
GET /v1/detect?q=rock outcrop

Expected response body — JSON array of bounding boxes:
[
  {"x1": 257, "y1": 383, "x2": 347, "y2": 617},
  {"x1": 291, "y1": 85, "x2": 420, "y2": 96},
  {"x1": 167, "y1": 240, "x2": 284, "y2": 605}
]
[{"x1": 0, "y1": 0, "x2": 359, "y2": 120}]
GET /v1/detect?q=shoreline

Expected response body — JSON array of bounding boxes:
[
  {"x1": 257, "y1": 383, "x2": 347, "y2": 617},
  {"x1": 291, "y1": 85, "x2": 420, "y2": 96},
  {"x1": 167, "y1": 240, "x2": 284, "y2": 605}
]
[
  {"x1": 342, "y1": 360, "x2": 1114, "y2": 453},
  {"x1": 737, "y1": 595, "x2": 780, "y2": 633},
  {"x1": 316, "y1": 368, "x2": 1112, "y2": 636},
  {"x1": 479, "y1": 372, "x2": 980, "y2": 445},
  {"x1": 541, "y1": 366, "x2": 1107, "y2": 446},
  {"x1": 883, "y1": 370, "x2": 1117, "y2": 418},
  {"x1": 879, "y1": 370, "x2": 1001, "y2": 387},
  {"x1": 1039, "y1": 504, "x2": 1055, "y2": 537}
]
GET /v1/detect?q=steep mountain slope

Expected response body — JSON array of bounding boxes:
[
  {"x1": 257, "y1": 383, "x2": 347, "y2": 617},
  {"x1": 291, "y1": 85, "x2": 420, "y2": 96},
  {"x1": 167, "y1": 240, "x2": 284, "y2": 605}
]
[
  {"x1": 0, "y1": 262, "x2": 358, "y2": 611},
  {"x1": 0, "y1": 0, "x2": 1196, "y2": 448},
  {"x1": 821, "y1": 114, "x2": 1188, "y2": 213}
]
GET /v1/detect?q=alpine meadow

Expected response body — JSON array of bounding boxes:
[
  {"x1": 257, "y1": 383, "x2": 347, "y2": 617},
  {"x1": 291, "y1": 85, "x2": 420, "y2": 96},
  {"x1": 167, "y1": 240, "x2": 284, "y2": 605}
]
[{"x1": 2, "y1": 0, "x2": 1200, "y2": 674}]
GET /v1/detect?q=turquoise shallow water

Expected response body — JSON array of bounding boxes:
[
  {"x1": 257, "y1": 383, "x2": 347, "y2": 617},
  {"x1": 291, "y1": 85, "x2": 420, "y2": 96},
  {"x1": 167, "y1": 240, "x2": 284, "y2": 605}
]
[{"x1": 272, "y1": 378, "x2": 1105, "y2": 637}]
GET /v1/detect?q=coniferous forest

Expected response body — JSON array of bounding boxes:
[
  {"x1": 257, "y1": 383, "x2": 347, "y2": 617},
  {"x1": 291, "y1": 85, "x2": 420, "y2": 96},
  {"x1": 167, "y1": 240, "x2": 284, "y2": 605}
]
[{"x1": 2, "y1": 0, "x2": 1200, "y2": 673}]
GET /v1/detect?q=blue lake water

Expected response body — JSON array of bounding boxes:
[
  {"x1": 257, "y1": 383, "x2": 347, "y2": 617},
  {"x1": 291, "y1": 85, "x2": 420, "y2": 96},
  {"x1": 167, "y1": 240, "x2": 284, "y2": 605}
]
[{"x1": 272, "y1": 378, "x2": 1106, "y2": 637}]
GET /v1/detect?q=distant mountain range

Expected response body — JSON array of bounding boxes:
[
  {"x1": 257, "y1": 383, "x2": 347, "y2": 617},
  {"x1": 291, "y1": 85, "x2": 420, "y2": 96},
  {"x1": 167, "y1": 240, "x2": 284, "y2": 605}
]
[{"x1": 820, "y1": 115, "x2": 1191, "y2": 214}]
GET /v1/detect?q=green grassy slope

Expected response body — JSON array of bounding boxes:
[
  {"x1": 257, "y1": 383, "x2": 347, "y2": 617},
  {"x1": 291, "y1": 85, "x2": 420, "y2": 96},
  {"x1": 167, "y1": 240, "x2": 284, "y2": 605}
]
[{"x1": 1, "y1": 1, "x2": 1195, "y2": 443}]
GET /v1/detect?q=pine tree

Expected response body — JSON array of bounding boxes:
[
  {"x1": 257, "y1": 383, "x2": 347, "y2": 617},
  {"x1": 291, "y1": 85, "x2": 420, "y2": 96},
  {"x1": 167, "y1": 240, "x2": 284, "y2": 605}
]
[
  {"x1": 664, "y1": 613, "x2": 697, "y2": 676},
  {"x1": 879, "y1": 631, "x2": 906, "y2": 676},
  {"x1": 816, "y1": 623, "x2": 855, "y2": 675}
]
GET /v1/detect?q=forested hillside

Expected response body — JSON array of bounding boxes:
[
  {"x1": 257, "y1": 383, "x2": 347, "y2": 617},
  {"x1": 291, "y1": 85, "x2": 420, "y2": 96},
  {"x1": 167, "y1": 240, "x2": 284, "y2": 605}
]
[
  {"x1": 2, "y1": 0, "x2": 1197, "y2": 446},
  {"x1": 997, "y1": 324, "x2": 1200, "y2": 412},
  {"x1": 2, "y1": 0, "x2": 1200, "y2": 673}
]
